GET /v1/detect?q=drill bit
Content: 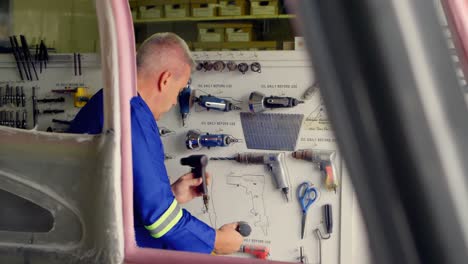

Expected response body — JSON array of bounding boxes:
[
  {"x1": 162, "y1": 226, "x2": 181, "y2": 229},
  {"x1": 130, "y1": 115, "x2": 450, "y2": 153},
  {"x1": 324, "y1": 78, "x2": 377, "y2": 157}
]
[
  {"x1": 283, "y1": 190, "x2": 289, "y2": 202},
  {"x1": 209, "y1": 157, "x2": 236, "y2": 161}
]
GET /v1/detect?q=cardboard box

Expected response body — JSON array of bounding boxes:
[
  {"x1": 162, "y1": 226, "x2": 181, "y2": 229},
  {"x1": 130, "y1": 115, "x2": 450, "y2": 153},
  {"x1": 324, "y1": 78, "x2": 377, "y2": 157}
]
[
  {"x1": 192, "y1": 41, "x2": 277, "y2": 51},
  {"x1": 294, "y1": 36, "x2": 305, "y2": 51},
  {"x1": 283, "y1": 41, "x2": 294, "y2": 50},
  {"x1": 161, "y1": 0, "x2": 190, "y2": 18},
  {"x1": 219, "y1": 0, "x2": 248, "y2": 16},
  {"x1": 197, "y1": 23, "x2": 225, "y2": 42},
  {"x1": 139, "y1": 4, "x2": 163, "y2": 19},
  {"x1": 250, "y1": 0, "x2": 278, "y2": 16},
  {"x1": 225, "y1": 23, "x2": 253, "y2": 42},
  {"x1": 191, "y1": 0, "x2": 218, "y2": 17},
  {"x1": 193, "y1": 42, "x2": 222, "y2": 51}
]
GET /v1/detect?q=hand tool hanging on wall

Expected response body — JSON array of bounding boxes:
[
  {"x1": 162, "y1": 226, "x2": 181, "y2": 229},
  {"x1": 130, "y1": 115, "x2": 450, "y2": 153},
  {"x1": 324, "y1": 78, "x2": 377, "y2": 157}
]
[
  {"x1": 74, "y1": 53, "x2": 82, "y2": 76},
  {"x1": 203, "y1": 61, "x2": 213, "y2": 71},
  {"x1": 21, "y1": 87, "x2": 25, "y2": 107},
  {"x1": 20, "y1": 35, "x2": 38, "y2": 81},
  {"x1": 323, "y1": 204, "x2": 333, "y2": 235},
  {"x1": 9, "y1": 36, "x2": 24, "y2": 81},
  {"x1": 78, "y1": 53, "x2": 82, "y2": 76},
  {"x1": 185, "y1": 130, "x2": 241, "y2": 150},
  {"x1": 314, "y1": 204, "x2": 333, "y2": 264},
  {"x1": 238, "y1": 62, "x2": 249, "y2": 74},
  {"x1": 292, "y1": 149, "x2": 339, "y2": 193},
  {"x1": 249, "y1": 91, "x2": 304, "y2": 113},
  {"x1": 52, "y1": 87, "x2": 90, "y2": 107},
  {"x1": 52, "y1": 119, "x2": 71, "y2": 125},
  {"x1": 159, "y1": 127, "x2": 175, "y2": 137},
  {"x1": 38, "y1": 40, "x2": 49, "y2": 73},
  {"x1": 5, "y1": 85, "x2": 10, "y2": 104},
  {"x1": 180, "y1": 155, "x2": 209, "y2": 212},
  {"x1": 297, "y1": 181, "x2": 318, "y2": 239},
  {"x1": 9, "y1": 111, "x2": 14, "y2": 127},
  {"x1": 74, "y1": 53, "x2": 77, "y2": 76},
  {"x1": 213, "y1": 61, "x2": 225, "y2": 72},
  {"x1": 178, "y1": 79, "x2": 193, "y2": 126},
  {"x1": 250, "y1": 62, "x2": 261, "y2": 73},
  {"x1": 15, "y1": 86, "x2": 20, "y2": 107},
  {"x1": 9, "y1": 85, "x2": 13, "y2": 104},
  {"x1": 41, "y1": 109, "x2": 65, "y2": 114},
  {"x1": 15, "y1": 111, "x2": 21, "y2": 128},
  {"x1": 0, "y1": 111, "x2": 4, "y2": 126},
  {"x1": 239, "y1": 245, "x2": 270, "y2": 260},
  {"x1": 37, "y1": 97, "x2": 65, "y2": 103},
  {"x1": 12, "y1": 36, "x2": 32, "y2": 81},
  {"x1": 194, "y1": 93, "x2": 242, "y2": 112},
  {"x1": 196, "y1": 61, "x2": 204, "y2": 71},
  {"x1": 227, "y1": 61, "x2": 237, "y2": 71},
  {"x1": 32, "y1": 86, "x2": 38, "y2": 127},
  {"x1": 22, "y1": 111, "x2": 27, "y2": 129},
  {"x1": 210, "y1": 152, "x2": 291, "y2": 202}
]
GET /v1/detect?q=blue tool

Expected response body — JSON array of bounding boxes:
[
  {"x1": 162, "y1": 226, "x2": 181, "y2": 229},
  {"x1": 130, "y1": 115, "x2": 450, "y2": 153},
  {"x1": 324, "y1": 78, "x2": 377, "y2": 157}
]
[
  {"x1": 297, "y1": 182, "x2": 318, "y2": 239},
  {"x1": 178, "y1": 79, "x2": 193, "y2": 126},
  {"x1": 186, "y1": 130, "x2": 240, "y2": 150}
]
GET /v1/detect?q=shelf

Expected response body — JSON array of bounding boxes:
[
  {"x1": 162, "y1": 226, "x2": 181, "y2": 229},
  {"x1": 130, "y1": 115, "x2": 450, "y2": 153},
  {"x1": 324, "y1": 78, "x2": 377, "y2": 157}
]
[{"x1": 133, "y1": 14, "x2": 296, "y2": 24}]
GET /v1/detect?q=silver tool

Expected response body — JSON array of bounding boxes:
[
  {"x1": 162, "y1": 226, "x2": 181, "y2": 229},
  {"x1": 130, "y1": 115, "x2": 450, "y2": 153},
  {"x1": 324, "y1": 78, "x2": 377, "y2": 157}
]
[
  {"x1": 292, "y1": 149, "x2": 339, "y2": 193},
  {"x1": 249, "y1": 91, "x2": 304, "y2": 113}
]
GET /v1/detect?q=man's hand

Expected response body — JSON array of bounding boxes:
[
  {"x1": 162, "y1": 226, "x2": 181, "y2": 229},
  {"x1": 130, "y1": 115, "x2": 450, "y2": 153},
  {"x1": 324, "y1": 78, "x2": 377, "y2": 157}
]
[
  {"x1": 171, "y1": 172, "x2": 211, "y2": 204},
  {"x1": 214, "y1": 222, "x2": 244, "y2": 255}
]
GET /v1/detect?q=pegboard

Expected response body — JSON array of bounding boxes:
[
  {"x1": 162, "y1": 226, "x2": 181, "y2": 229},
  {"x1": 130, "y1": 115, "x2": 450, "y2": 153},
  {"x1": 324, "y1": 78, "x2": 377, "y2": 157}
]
[
  {"x1": 0, "y1": 53, "x2": 102, "y2": 132},
  {"x1": 159, "y1": 51, "x2": 359, "y2": 263},
  {"x1": 0, "y1": 50, "x2": 365, "y2": 263}
]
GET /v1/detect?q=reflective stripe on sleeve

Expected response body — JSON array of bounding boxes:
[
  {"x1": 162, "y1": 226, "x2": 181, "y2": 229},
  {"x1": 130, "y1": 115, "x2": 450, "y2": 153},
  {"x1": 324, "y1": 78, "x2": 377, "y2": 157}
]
[{"x1": 144, "y1": 199, "x2": 183, "y2": 238}]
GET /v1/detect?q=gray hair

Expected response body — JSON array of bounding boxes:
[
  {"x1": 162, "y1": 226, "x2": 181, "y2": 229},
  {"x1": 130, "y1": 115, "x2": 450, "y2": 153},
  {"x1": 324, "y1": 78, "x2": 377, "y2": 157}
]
[{"x1": 136, "y1": 32, "x2": 194, "y2": 77}]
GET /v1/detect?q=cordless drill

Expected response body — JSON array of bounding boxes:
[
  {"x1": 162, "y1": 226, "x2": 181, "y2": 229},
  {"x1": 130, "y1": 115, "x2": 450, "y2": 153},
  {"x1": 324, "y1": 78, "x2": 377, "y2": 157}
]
[
  {"x1": 210, "y1": 153, "x2": 290, "y2": 202},
  {"x1": 180, "y1": 155, "x2": 209, "y2": 212},
  {"x1": 292, "y1": 149, "x2": 339, "y2": 193}
]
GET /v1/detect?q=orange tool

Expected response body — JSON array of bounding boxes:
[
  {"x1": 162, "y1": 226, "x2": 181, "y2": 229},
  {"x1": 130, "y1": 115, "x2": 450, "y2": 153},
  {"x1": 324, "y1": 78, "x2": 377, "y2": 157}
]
[{"x1": 240, "y1": 245, "x2": 270, "y2": 260}]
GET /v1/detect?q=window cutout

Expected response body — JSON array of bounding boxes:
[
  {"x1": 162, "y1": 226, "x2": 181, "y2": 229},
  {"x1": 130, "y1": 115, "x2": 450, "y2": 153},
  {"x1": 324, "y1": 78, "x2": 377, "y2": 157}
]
[{"x1": 0, "y1": 189, "x2": 54, "y2": 233}]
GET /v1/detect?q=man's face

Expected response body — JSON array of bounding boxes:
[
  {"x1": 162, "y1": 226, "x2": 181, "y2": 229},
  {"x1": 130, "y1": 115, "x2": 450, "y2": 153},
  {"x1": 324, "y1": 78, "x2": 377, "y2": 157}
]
[{"x1": 160, "y1": 63, "x2": 191, "y2": 115}]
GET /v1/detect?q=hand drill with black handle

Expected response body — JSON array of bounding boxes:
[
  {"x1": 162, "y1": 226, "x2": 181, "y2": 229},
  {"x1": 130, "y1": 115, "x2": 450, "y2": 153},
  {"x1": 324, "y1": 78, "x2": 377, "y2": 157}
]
[{"x1": 180, "y1": 155, "x2": 209, "y2": 212}]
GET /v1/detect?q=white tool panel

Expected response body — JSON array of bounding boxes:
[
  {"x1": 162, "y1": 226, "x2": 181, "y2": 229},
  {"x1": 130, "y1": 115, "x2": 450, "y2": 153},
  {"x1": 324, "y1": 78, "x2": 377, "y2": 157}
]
[
  {"x1": 159, "y1": 51, "x2": 354, "y2": 263},
  {"x1": 0, "y1": 54, "x2": 102, "y2": 132},
  {"x1": 0, "y1": 50, "x2": 367, "y2": 263}
]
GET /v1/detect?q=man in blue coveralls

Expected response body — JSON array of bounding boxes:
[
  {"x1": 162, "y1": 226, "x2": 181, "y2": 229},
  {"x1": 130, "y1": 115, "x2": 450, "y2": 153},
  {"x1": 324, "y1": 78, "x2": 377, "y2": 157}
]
[{"x1": 68, "y1": 33, "x2": 243, "y2": 254}]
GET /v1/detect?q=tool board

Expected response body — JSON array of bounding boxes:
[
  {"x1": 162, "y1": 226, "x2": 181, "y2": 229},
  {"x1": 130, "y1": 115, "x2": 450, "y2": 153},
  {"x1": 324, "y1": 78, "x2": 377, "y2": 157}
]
[
  {"x1": 0, "y1": 51, "x2": 369, "y2": 263},
  {"x1": 0, "y1": 53, "x2": 102, "y2": 132},
  {"x1": 160, "y1": 51, "x2": 365, "y2": 263}
]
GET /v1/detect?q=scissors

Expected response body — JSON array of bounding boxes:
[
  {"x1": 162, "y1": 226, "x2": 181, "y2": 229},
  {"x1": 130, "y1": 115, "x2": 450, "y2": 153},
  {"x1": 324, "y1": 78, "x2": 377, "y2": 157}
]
[{"x1": 297, "y1": 181, "x2": 318, "y2": 239}]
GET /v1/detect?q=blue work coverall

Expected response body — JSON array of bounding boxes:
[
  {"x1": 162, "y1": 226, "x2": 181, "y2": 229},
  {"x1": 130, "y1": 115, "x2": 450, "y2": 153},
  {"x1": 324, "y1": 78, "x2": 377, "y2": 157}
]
[{"x1": 68, "y1": 89, "x2": 216, "y2": 253}]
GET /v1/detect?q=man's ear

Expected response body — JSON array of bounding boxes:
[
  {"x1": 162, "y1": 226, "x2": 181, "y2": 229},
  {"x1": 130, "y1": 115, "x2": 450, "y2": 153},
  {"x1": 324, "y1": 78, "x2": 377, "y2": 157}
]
[{"x1": 157, "y1": 71, "x2": 172, "y2": 92}]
